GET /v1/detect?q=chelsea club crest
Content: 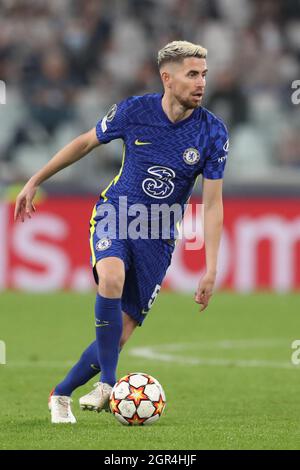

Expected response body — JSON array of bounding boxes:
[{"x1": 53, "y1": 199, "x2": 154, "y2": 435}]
[
  {"x1": 96, "y1": 237, "x2": 112, "y2": 251},
  {"x1": 183, "y1": 148, "x2": 200, "y2": 165}
]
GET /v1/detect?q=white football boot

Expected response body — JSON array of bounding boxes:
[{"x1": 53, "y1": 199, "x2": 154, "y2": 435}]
[
  {"x1": 79, "y1": 382, "x2": 112, "y2": 413},
  {"x1": 48, "y1": 389, "x2": 77, "y2": 424}
]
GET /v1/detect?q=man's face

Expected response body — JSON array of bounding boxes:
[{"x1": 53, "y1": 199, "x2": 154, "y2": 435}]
[{"x1": 162, "y1": 57, "x2": 207, "y2": 109}]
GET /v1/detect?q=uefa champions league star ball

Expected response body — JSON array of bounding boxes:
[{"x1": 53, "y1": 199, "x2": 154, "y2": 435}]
[{"x1": 109, "y1": 372, "x2": 166, "y2": 425}]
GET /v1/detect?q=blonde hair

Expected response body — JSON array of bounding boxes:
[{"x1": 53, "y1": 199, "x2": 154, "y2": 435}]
[{"x1": 158, "y1": 41, "x2": 207, "y2": 69}]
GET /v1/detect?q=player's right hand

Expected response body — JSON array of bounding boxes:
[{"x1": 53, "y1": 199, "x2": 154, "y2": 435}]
[
  {"x1": 14, "y1": 183, "x2": 37, "y2": 222},
  {"x1": 194, "y1": 272, "x2": 215, "y2": 312}
]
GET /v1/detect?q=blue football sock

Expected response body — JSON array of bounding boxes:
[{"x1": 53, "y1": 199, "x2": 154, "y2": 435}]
[
  {"x1": 54, "y1": 341, "x2": 100, "y2": 396},
  {"x1": 95, "y1": 293, "x2": 123, "y2": 387}
]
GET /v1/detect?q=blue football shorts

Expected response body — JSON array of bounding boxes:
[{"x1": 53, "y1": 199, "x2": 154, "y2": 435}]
[{"x1": 89, "y1": 203, "x2": 175, "y2": 325}]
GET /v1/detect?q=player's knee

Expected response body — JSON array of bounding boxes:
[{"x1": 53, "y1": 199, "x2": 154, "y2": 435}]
[
  {"x1": 96, "y1": 258, "x2": 125, "y2": 297},
  {"x1": 98, "y1": 271, "x2": 124, "y2": 297}
]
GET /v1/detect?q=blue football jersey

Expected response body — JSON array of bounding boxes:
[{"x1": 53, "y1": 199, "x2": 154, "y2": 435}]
[{"x1": 95, "y1": 93, "x2": 228, "y2": 238}]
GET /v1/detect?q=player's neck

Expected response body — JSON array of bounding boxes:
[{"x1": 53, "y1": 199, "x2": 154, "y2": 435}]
[{"x1": 161, "y1": 94, "x2": 194, "y2": 123}]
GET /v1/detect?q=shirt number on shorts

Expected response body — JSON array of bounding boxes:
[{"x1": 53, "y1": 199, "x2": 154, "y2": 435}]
[
  {"x1": 142, "y1": 166, "x2": 175, "y2": 199},
  {"x1": 147, "y1": 284, "x2": 161, "y2": 312}
]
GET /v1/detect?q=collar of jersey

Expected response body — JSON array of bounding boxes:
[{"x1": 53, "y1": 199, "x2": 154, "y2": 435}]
[{"x1": 156, "y1": 93, "x2": 199, "y2": 127}]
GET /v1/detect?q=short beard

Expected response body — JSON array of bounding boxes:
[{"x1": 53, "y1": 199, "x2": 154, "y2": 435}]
[{"x1": 176, "y1": 94, "x2": 201, "y2": 110}]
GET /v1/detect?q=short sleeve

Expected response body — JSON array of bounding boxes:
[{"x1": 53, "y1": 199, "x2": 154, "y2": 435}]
[
  {"x1": 95, "y1": 99, "x2": 129, "y2": 144},
  {"x1": 203, "y1": 121, "x2": 229, "y2": 180}
]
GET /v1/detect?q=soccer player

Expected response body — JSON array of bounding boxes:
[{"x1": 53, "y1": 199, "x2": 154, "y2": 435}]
[{"x1": 14, "y1": 41, "x2": 229, "y2": 424}]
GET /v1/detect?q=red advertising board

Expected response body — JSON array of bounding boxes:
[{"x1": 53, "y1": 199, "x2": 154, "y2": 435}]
[{"x1": 1, "y1": 197, "x2": 300, "y2": 292}]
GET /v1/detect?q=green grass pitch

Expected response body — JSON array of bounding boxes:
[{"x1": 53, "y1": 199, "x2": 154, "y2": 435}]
[{"x1": 0, "y1": 291, "x2": 300, "y2": 450}]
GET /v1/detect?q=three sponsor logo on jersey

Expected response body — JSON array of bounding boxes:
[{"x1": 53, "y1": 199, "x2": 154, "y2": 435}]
[
  {"x1": 141, "y1": 148, "x2": 200, "y2": 199},
  {"x1": 142, "y1": 166, "x2": 176, "y2": 199}
]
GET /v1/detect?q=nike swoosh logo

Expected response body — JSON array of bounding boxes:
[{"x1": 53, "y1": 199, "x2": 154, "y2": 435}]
[
  {"x1": 95, "y1": 321, "x2": 110, "y2": 328},
  {"x1": 135, "y1": 139, "x2": 152, "y2": 146}
]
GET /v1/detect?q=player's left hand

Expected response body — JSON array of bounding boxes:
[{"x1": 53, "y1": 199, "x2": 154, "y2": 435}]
[{"x1": 194, "y1": 272, "x2": 216, "y2": 312}]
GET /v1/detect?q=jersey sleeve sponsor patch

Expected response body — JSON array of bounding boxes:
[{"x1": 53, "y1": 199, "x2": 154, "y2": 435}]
[
  {"x1": 203, "y1": 122, "x2": 229, "y2": 180},
  {"x1": 96, "y1": 101, "x2": 127, "y2": 144}
]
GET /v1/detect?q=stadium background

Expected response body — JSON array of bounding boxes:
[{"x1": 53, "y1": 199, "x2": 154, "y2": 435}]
[
  {"x1": 1, "y1": 0, "x2": 300, "y2": 451},
  {"x1": 0, "y1": 0, "x2": 300, "y2": 293}
]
